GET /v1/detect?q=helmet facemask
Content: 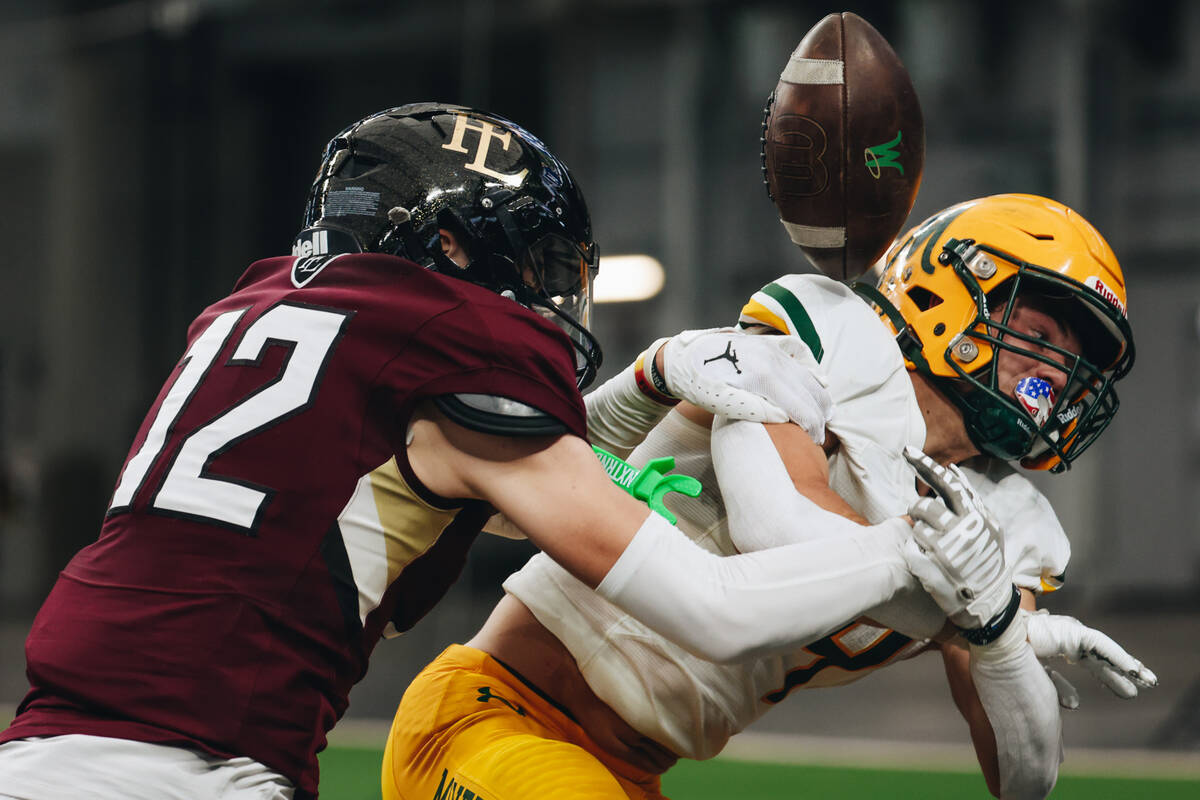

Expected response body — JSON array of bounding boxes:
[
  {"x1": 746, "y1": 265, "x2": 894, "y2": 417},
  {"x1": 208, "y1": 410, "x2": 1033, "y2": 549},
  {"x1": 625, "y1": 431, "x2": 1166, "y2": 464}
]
[
  {"x1": 930, "y1": 238, "x2": 1133, "y2": 472},
  {"x1": 475, "y1": 193, "x2": 602, "y2": 389},
  {"x1": 867, "y1": 194, "x2": 1135, "y2": 473}
]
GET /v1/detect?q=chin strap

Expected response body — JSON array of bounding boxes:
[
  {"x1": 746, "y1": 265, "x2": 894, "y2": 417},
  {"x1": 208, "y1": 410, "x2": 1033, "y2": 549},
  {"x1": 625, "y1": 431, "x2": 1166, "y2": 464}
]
[
  {"x1": 525, "y1": 290, "x2": 603, "y2": 390},
  {"x1": 953, "y1": 386, "x2": 1041, "y2": 462},
  {"x1": 851, "y1": 280, "x2": 1046, "y2": 465},
  {"x1": 849, "y1": 281, "x2": 930, "y2": 372}
]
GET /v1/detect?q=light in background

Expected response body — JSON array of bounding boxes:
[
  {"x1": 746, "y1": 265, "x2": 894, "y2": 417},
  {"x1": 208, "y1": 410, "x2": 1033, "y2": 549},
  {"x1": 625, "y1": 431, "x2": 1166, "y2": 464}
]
[{"x1": 593, "y1": 254, "x2": 665, "y2": 303}]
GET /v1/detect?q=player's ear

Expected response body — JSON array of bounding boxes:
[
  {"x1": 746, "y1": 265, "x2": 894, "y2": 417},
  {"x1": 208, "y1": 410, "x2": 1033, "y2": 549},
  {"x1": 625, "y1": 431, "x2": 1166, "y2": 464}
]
[{"x1": 438, "y1": 228, "x2": 468, "y2": 267}]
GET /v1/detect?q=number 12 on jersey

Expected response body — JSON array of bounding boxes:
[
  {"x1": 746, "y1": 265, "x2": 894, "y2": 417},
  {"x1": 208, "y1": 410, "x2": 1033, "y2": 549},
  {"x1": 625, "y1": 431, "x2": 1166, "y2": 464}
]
[{"x1": 108, "y1": 302, "x2": 350, "y2": 532}]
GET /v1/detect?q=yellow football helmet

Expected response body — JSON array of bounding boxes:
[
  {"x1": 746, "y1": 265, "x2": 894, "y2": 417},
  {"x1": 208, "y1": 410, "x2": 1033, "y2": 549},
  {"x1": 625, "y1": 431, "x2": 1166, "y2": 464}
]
[{"x1": 857, "y1": 193, "x2": 1133, "y2": 472}]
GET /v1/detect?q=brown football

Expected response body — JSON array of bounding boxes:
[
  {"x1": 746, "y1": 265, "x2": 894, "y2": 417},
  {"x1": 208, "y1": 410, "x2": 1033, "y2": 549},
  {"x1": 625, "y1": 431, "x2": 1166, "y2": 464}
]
[{"x1": 761, "y1": 12, "x2": 924, "y2": 281}]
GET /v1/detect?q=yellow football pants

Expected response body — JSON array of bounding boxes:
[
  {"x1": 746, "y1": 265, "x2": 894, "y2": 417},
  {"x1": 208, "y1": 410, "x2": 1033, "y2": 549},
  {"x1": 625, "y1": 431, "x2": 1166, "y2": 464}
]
[{"x1": 382, "y1": 644, "x2": 667, "y2": 800}]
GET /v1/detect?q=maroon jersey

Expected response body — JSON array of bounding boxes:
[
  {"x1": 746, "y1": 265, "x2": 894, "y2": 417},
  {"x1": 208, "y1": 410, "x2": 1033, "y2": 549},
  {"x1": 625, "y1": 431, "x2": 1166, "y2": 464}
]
[{"x1": 1, "y1": 253, "x2": 586, "y2": 797}]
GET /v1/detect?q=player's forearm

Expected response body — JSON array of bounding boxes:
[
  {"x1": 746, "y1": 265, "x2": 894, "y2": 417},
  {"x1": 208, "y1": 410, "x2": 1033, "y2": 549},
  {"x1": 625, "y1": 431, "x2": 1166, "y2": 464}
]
[
  {"x1": 482, "y1": 426, "x2": 912, "y2": 662},
  {"x1": 968, "y1": 614, "x2": 1062, "y2": 800},
  {"x1": 942, "y1": 642, "x2": 1002, "y2": 796},
  {"x1": 713, "y1": 418, "x2": 871, "y2": 553},
  {"x1": 595, "y1": 510, "x2": 913, "y2": 663},
  {"x1": 584, "y1": 343, "x2": 676, "y2": 457}
]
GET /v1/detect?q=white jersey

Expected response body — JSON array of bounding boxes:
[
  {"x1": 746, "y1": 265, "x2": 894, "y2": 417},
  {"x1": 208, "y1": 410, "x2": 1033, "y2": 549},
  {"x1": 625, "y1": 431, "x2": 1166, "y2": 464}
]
[{"x1": 505, "y1": 274, "x2": 1070, "y2": 760}]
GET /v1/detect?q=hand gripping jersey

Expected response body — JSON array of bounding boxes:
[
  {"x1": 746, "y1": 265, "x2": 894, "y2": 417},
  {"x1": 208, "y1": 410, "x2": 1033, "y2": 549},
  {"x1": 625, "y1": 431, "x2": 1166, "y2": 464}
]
[
  {"x1": 506, "y1": 274, "x2": 1069, "y2": 760},
  {"x1": 1, "y1": 253, "x2": 585, "y2": 798}
]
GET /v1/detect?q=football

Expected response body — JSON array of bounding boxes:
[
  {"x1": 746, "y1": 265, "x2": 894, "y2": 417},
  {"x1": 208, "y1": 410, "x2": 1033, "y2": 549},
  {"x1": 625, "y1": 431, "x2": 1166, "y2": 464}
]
[{"x1": 761, "y1": 12, "x2": 924, "y2": 281}]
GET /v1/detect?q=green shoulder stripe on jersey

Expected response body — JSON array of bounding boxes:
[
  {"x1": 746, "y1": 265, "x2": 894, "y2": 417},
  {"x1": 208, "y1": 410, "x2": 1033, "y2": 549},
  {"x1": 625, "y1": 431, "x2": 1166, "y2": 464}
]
[{"x1": 762, "y1": 282, "x2": 824, "y2": 362}]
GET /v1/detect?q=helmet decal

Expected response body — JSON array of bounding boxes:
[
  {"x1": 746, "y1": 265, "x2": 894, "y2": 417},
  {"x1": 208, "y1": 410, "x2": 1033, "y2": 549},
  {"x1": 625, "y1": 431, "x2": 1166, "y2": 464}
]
[
  {"x1": 888, "y1": 203, "x2": 967, "y2": 277},
  {"x1": 323, "y1": 187, "x2": 381, "y2": 217},
  {"x1": 440, "y1": 111, "x2": 530, "y2": 186},
  {"x1": 1084, "y1": 275, "x2": 1127, "y2": 319}
]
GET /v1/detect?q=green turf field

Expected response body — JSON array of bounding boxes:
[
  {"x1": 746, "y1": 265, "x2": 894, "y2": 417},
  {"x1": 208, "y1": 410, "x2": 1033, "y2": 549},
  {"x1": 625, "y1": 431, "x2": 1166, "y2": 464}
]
[{"x1": 319, "y1": 744, "x2": 1200, "y2": 799}]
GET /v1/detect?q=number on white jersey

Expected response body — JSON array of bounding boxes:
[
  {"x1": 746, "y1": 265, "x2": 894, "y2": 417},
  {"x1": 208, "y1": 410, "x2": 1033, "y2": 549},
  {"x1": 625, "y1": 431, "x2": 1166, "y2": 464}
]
[{"x1": 762, "y1": 622, "x2": 912, "y2": 703}]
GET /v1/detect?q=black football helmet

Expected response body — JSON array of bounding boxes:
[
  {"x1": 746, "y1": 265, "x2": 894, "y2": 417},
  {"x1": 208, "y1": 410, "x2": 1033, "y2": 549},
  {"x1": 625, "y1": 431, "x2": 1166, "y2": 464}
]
[{"x1": 296, "y1": 102, "x2": 602, "y2": 388}]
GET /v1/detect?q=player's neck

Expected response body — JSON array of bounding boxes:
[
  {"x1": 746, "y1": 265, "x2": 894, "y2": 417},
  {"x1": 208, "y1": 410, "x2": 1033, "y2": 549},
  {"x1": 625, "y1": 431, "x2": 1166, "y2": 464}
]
[{"x1": 909, "y1": 372, "x2": 979, "y2": 466}]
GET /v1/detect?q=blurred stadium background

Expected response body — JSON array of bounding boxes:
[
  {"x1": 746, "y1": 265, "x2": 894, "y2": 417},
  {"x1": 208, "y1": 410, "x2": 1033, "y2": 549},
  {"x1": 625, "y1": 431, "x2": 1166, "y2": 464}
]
[{"x1": 0, "y1": 0, "x2": 1198, "y2": 794}]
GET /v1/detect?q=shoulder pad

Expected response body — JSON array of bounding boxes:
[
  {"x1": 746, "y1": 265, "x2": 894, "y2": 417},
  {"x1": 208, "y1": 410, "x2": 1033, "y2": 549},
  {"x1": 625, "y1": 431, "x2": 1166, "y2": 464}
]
[{"x1": 434, "y1": 393, "x2": 568, "y2": 437}]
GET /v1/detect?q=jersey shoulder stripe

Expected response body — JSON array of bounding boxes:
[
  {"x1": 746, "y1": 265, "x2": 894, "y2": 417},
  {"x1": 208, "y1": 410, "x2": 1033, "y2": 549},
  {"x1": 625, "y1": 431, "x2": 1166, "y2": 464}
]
[{"x1": 738, "y1": 278, "x2": 824, "y2": 362}]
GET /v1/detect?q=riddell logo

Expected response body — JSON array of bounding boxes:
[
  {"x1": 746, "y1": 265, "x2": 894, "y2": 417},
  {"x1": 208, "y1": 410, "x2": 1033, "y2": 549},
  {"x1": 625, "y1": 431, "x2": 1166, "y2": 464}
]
[
  {"x1": 1056, "y1": 402, "x2": 1083, "y2": 425},
  {"x1": 1085, "y1": 276, "x2": 1127, "y2": 318},
  {"x1": 292, "y1": 230, "x2": 330, "y2": 257}
]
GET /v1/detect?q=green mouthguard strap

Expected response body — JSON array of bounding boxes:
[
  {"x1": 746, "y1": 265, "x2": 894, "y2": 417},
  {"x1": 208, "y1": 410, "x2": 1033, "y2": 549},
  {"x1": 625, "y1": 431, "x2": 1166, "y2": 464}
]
[{"x1": 592, "y1": 445, "x2": 702, "y2": 525}]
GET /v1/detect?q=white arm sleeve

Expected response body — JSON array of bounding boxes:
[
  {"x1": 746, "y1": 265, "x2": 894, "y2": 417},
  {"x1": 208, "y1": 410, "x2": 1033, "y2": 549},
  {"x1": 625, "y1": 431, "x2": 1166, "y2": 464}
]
[
  {"x1": 711, "y1": 417, "x2": 944, "y2": 639},
  {"x1": 584, "y1": 343, "x2": 675, "y2": 458},
  {"x1": 712, "y1": 417, "x2": 865, "y2": 551},
  {"x1": 595, "y1": 510, "x2": 913, "y2": 663},
  {"x1": 970, "y1": 613, "x2": 1063, "y2": 799}
]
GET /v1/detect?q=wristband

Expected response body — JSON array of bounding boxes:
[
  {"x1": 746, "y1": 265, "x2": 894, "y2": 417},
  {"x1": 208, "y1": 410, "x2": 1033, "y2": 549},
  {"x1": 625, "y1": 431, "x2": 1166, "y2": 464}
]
[
  {"x1": 959, "y1": 585, "x2": 1022, "y2": 646},
  {"x1": 634, "y1": 349, "x2": 679, "y2": 406}
]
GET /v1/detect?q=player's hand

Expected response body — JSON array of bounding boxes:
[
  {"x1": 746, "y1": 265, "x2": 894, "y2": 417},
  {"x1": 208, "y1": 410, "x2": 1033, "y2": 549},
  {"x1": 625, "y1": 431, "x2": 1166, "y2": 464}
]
[
  {"x1": 1044, "y1": 666, "x2": 1082, "y2": 710},
  {"x1": 1022, "y1": 608, "x2": 1157, "y2": 700},
  {"x1": 901, "y1": 446, "x2": 1018, "y2": 639},
  {"x1": 660, "y1": 328, "x2": 832, "y2": 441}
]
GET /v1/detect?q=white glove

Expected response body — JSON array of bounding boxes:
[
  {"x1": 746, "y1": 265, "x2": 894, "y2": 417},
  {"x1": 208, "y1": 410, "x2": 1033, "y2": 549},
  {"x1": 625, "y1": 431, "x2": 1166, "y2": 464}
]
[
  {"x1": 901, "y1": 446, "x2": 1017, "y2": 635},
  {"x1": 1023, "y1": 608, "x2": 1157, "y2": 703},
  {"x1": 1044, "y1": 666, "x2": 1081, "y2": 710},
  {"x1": 661, "y1": 328, "x2": 832, "y2": 441}
]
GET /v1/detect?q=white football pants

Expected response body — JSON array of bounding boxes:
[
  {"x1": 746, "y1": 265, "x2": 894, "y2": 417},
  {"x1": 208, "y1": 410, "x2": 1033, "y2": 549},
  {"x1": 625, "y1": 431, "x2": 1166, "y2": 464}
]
[{"x1": 0, "y1": 735, "x2": 294, "y2": 799}]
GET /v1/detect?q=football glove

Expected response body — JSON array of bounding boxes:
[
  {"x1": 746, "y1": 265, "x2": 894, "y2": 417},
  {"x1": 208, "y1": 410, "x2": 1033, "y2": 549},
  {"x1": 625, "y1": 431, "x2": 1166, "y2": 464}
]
[
  {"x1": 902, "y1": 446, "x2": 1018, "y2": 639},
  {"x1": 661, "y1": 328, "x2": 832, "y2": 441},
  {"x1": 1044, "y1": 666, "x2": 1081, "y2": 710},
  {"x1": 1023, "y1": 608, "x2": 1157, "y2": 704}
]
